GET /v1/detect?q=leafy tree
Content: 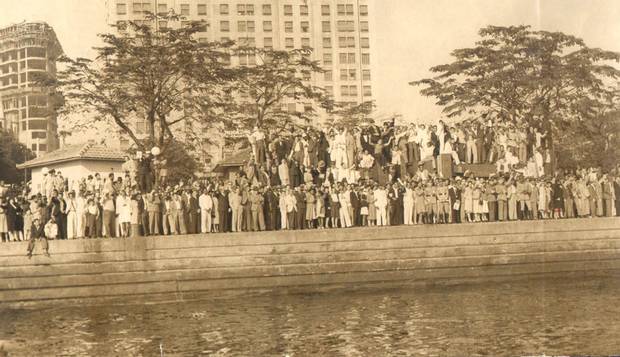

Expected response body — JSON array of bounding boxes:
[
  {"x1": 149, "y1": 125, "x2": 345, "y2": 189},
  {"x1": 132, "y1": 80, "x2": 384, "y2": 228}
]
[
  {"x1": 411, "y1": 25, "x2": 620, "y2": 167},
  {"x1": 329, "y1": 100, "x2": 376, "y2": 128},
  {"x1": 41, "y1": 13, "x2": 235, "y2": 153},
  {"x1": 0, "y1": 130, "x2": 35, "y2": 184},
  {"x1": 227, "y1": 47, "x2": 331, "y2": 129}
]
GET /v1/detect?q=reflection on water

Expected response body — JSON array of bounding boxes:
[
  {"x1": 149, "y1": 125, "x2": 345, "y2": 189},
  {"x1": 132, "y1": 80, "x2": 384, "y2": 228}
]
[{"x1": 1, "y1": 277, "x2": 619, "y2": 356}]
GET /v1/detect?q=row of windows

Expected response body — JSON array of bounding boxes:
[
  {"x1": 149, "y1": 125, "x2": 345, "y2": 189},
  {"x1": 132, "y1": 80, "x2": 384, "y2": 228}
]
[
  {"x1": 20, "y1": 119, "x2": 48, "y2": 131},
  {"x1": 218, "y1": 20, "x2": 368, "y2": 33},
  {"x1": 323, "y1": 37, "x2": 370, "y2": 49},
  {"x1": 117, "y1": 3, "x2": 369, "y2": 17},
  {"x1": 323, "y1": 85, "x2": 372, "y2": 97}
]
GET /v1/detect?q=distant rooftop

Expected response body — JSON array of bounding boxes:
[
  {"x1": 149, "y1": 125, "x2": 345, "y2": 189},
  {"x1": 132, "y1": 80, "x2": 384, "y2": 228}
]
[{"x1": 17, "y1": 142, "x2": 126, "y2": 169}]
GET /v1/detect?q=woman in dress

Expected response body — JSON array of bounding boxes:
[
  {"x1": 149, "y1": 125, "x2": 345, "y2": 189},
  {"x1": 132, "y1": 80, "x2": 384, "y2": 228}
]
[
  {"x1": 329, "y1": 188, "x2": 340, "y2": 229},
  {"x1": 305, "y1": 188, "x2": 316, "y2": 229},
  {"x1": 315, "y1": 189, "x2": 325, "y2": 229},
  {"x1": 10, "y1": 198, "x2": 24, "y2": 241},
  {"x1": 367, "y1": 188, "x2": 376, "y2": 226},
  {"x1": 6, "y1": 197, "x2": 17, "y2": 241},
  {"x1": 359, "y1": 190, "x2": 369, "y2": 227}
]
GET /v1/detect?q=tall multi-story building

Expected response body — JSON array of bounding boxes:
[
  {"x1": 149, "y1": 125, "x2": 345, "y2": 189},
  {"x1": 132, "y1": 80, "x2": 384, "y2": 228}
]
[
  {"x1": 0, "y1": 22, "x2": 63, "y2": 156},
  {"x1": 107, "y1": 0, "x2": 373, "y2": 118}
]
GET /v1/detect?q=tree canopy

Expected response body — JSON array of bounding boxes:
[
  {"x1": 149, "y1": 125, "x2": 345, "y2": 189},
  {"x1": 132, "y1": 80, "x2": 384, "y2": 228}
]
[
  {"x1": 411, "y1": 25, "x2": 620, "y2": 168},
  {"x1": 42, "y1": 13, "x2": 235, "y2": 153},
  {"x1": 227, "y1": 47, "x2": 330, "y2": 129},
  {"x1": 0, "y1": 130, "x2": 35, "y2": 184}
]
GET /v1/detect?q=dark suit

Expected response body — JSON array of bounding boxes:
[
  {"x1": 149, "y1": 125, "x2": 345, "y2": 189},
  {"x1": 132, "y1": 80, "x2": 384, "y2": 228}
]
[
  {"x1": 264, "y1": 190, "x2": 279, "y2": 231},
  {"x1": 217, "y1": 191, "x2": 230, "y2": 232},
  {"x1": 350, "y1": 191, "x2": 360, "y2": 226}
]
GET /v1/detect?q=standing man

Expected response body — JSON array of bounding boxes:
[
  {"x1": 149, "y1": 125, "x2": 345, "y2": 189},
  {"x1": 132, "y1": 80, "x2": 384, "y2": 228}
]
[{"x1": 199, "y1": 189, "x2": 213, "y2": 233}]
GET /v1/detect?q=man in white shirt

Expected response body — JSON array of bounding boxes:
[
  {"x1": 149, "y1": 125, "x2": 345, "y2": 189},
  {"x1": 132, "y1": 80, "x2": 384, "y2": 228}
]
[
  {"x1": 199, "y1": 190, "x2": 213, "y2": 233},
  {"x1": 374, "y1": 186, "x2": 388, "y2": 226}
]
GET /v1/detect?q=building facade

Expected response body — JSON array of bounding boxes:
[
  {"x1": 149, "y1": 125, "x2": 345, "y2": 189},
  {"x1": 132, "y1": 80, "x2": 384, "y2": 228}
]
[
  {"x1": 108, "y1": 0, "x2": 373, "y2": 117},
  {"x1": 0, "y1": 22, "x2": 63, "y2": 156}
]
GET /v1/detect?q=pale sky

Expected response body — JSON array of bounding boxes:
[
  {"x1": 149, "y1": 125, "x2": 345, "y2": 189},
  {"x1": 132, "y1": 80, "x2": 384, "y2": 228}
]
[{"x1": 2, "y1": 0, "x2": 620, "y2": 125}]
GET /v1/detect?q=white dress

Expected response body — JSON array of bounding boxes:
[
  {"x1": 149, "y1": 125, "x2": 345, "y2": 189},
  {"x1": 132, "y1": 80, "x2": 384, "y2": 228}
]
[{"x1": 116, "y1": 196, "x2": 132, "y2": 223}]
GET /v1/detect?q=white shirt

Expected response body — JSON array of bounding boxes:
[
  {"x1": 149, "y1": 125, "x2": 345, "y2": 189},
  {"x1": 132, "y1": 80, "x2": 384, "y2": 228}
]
[
  {"x1": 374, "y1": 189, "x2": 388, "y2": 208},
  {"x1": 199, "y1": 194, "x2": 213, "y2": 211}
]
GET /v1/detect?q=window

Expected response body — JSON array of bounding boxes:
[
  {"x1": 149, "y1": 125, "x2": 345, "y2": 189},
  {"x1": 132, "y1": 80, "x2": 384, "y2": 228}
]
[
  {"x1": 349, "y1": 69, "x2": 356, "y2": 80},
  {"x1": 348, "y1": 53, "x2": 356, "y2": 64},
  {"x1": 28, "y1": 120, "x2": 47, "y2": 130},
  {"x1": 322, "y1": 37, "x2": 332, "y2": 48},
  {"x1": 284, "y1": 21, "x2": 293, "y2": 33},
  {"x1": 301, "y1": 38, "x2": 310, "y2": 49},
  {"x1": 262, "y1": 4, "x2": 272, "y2": 15},
  {"x1": 132, "y1": 2, "x2": 142, "y2": 14},
  {"x1": 338, "y1": 37, "x2": 355, "y2": 48},
  {"x1": 361, "y1": 37, "x2": 370, "y2": 48},
  {"x1": 264, "y1": 37, "x2": 273, "y2": 49},
  {"x1": 360, "y1": 5, "x2": 368, "y2": 15},
  {"x1": 38, "y1": 144, "x2": 47, "y2": 152},
  {"x1": 180, "y1": 3, "x2": 190, "y2": 15},
  {"x1": 349, "y1": 85, "x2": 357, "y2": 96},
  {"x1": 284, "y1": 5, "x2": 293, "y2": 15},
  {"x1": 339, "y1": 53, "x2": 347, "y2": 64},
  {"x1": 300, "y1": 5, "x2": 308, "y2": 16},
  {"x1": 246, "y1": 4, "x2": 254, "y2": 15},
  {"x1": 237, "y1": 4, "x2": 245, "y2": 15},
  {"x1": 158, "y1": 3, "x2": 167, "y2": 14},
  {"x1": 220, "y1": 21, "x2": 230, "y2": 32},
  {"x1": 197, "y1": 4, "x2": 207, "y2": 15},
  {"x1": 263, "y1": 21, "x2": 272, "y2": 32},
  {"x1": 32, "y1": 132, "x2": 46, "y2": 139},
  {"x1": 239, "y1": 37, "x2": 255, "y2": 47},
  {"x1": 362, "y1": 53, "x2": 370, "y2": 65},
  {"x1": 21, "y1": 122, "x2": 26, "y2": 131},
  {"x1": 220, "y1": 4, "x2": 229, "y2": 14},
  {"x1": 321, "y1": 5, "x2": 330, "y2": 15},
  {"x1": 324, "y1": 70, "x2": 333, "y2": 81},
  {"x1": 362, "y1": 69, "x2": 371, "y2": 81},
  {"x1": 360, "y1": 21, "x2": 369, "y2": 32},
  {"x1": 337, "y1": 4, "x2": 354, "y2": 16},
  {"x1": 301, "y1": 21, "x2": 309, "y2": 33},
  {"x1": 322, "y1": 21, "x2": 331, "y2": 33},
  {"x1": 337, "y1": 21, "x2": 355, "y2": 32},
  {"x1": 340, "y1": 85, "x2": 348, "y2": 96},
  {"x1": 340, "y1": 69, "x2": 348, "y2": 80},
  {"x1": 31, "y1": 144, "x2": 37, "y2": 151},
  {"x1": 323, "y1": 53, "x2": 332, "y2": 65},
  {"x1": 116, "y1": 3, "x2": 127, "y2": 15},
  {"x1": 363, "y1": 85, "x2": 372, "y2": 96},
  {"x1": 325, "y1": 86, "x2": 334, "y2": 96},
  {"x1": 239, "y1": 53, "x2": 255, "y2": 66},
  {"x1": 285, "y1": 38, "x2": 294, "y2": 49},
  {"x1": 238, "y1": 21, "x2": 254, "y2": 32}
]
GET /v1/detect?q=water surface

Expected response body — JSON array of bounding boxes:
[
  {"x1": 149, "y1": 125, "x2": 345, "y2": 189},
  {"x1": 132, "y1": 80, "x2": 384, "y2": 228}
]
[{"x1": 1, "y1": 277, "x2": 619, "y2": 356}]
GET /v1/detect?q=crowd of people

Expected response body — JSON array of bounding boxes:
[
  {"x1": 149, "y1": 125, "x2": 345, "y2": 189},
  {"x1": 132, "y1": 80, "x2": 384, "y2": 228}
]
[{"x1": 0, "y1": 118, "x2": 618, "y2": 256}]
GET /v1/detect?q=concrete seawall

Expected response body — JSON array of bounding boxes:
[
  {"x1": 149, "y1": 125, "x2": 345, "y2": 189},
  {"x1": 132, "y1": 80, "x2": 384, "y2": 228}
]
[{"x1": 1, "y1": 218, "x2": 619, "y2": 304}]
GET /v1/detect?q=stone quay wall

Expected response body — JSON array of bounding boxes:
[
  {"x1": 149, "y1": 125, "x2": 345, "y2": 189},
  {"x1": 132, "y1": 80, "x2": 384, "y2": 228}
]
[{"x1": 1, "y1": 218, "x2": 619, "y2": 304}]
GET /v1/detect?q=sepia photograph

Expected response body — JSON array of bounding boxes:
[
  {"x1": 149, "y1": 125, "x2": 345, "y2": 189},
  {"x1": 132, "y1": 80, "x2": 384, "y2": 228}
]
[{"x1": 0, "y1": 0, "x2": 619, "y2": 355}]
